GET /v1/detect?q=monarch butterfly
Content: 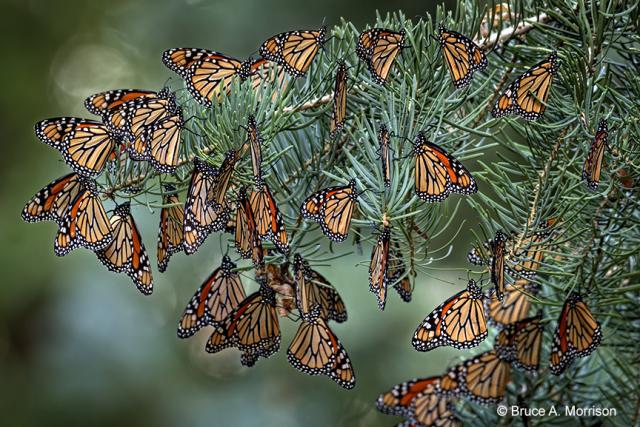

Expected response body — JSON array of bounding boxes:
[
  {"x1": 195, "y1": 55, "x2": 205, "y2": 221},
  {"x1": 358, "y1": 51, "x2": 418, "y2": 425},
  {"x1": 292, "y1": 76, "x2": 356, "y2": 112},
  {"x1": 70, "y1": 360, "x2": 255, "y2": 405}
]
[
  {"x1": 378, "y1": 123, "x2": 392, "y2": 188},
  {"x1": 369, "y1": 226, "x2": 390, "y2": 310},
  {"x1": 376, "y1": 376, "x2": 460, "y2": 426},
  {"x1": 96, "y1": 202, "x2": 153, "y2": 295},
  {"x1": 104, "y1": 92, "x2": 176, "y2": 144},
  {"x1": 494, "y1": 312, "x2": 544, "y2": 373},
  {"x1": 293, "y1": 254, "x2": 347, "y2": 323},
  {"x1": 287, "y1": 302, "x2": 355, "y2": 389},
  {"x1": 157, "y1": 184, "x2": 184, "y2": 273},
  {"x1": 206, "y1": 283, "x2": 281, "y2": 363},
  {"x1": 177, "y1": 255, "x2": 246, "y2": 338},
  {"x1": 330, "y1": 62, "x2": 347, "y2": 137},
  {"x1": 492, "y1": 51, "x2": 559, "y2": 121},
  {"x1": 35, "y1": 117, "x2": 118, "y2": 178},
  {"x1": 22, "y1": 173, "x2": 82, "y2": 225},
  {"x1": 549, "y1": 292, "x2": 602, "y2": 375},
  {"x1": 142, "y1": 110, "x2": 185, "y2": 173},
  {"x1": 437, "y1": 25, "x2": 488, "y2": 88},
  {"x1": 244, "y1": 115, "x2": 263, "y2": 186},
  {"x1": 102, "y1": 94, "x2": 184, "y2": 174},
  {"x1": 356, "y1": 28, "x2": 405, "y2": 84},
  {"x1": 249, "y1": 183, "x2": 289, "y2": 254},
  {"x1": 485, "y1": 279, "x2": 538, "y2": 327},
  {"x1": 301, "y1": 179, "x2": 358, "y2": 242},
  {"x1": 305, "y1": 266, "x2": 348, "y2": 323},
  {"x1": 387, "y1": 244, "x2": 413, "y2": 303},
  {"x1": 582, "y1": 119, "x2": 608, "y2": 191},
  {"x1": 450, "y1": 350, "x2": 512, "y2": 405},
  {"x1": 259, "y1": 27, "x2": 326, "y2": 77},
  {"x1": 412, "y1": 133, "x2": 477, "y2": 202},
  {"x1": 162, "y1": 48, "x2": 257, "y2": 106},
  {"x1": 183, "y1": 158, "x2": 230, "y2": 255},
  {"x1": 54, "y1": 178, "x2": 113, "y2": 256},
  {"x1": 234, "y1": 188, "x2": 259, "y2": 263},
  {"x1": 84, "y1": 88, "x2": 165, "y2": 117},
  {"x1": 210, "y1": 149, "x2": 239, "y2": 209},
  {"x1": 409, "y1": 391, "x2": 461, "y2": 427},
  {"x1": 412, "y1": 279, "x2": 487, "y2": 351},
  {"x1": 489, "y1": 231, "x2": 508, "y2": 301}
]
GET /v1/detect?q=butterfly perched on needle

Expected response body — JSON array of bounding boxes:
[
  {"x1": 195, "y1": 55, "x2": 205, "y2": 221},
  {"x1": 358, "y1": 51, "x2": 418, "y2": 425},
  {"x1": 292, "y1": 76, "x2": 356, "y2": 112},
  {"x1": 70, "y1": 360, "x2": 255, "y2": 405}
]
[
  {"x1": 412, "y1": 279, "x2": 487, "y2": 351},
  {"x1": 300, "y1": 179, "x2": 359, "y2": 242},
  {"x1": 206, "y1": 281, "x2": 281, "y2": 366},
  {"x1": 96, "y1": 202, "x2": 153, "y2": 295},
  {"x1": 376, "y1": 375, "x2": 461, "y2": 427},
  {"x1": 492, "y1": 51, "x2": 559, "y2": 121},
  {"x1": 293, "y1": 254, "x2": 347, "y2": 323},
  {"x1": 549, "y1": 292, "x2": 601, "y2": 375},
  {"x1": 22, "y1": 173, "x2": 112, "y2": 256},
  {"x1": 377, "y1": 123, "x2": 392, "y2": 188},
  {"x1": 369, "y1": 226, "x2": 391, "y2": 310},
  {"x1": 163, "y1": 48, "x2": 258, "y2": 106},
  {"x1": 53, "y1": 177, "x2": 113, "y2": 257},
  {"x1": 244, "y1": 115, "x2": 264, "y2": 187},
  {"x1": 157, "y1": 184, "x2": 184, "y2": 273},
  {"x1": 582, "y1": 118, "x2": 609, "y2": 191},
  {"x1": 259, "y1": 27, "x2": 326, "y2": 77},
  {"x1": 494, "y1": 311, "x2": 544, "y2": 373},
  {"x1": 356, "y1": 28, "x2": 406, "y2": 84},
  {"x1": 387, "y1": 242, "x2": 413, "y2": 303},
  {"x1": 437, "y1": 25, "x2": 488, "y2": 88},
  {"x1": 485, "y1": 279, "x2": 539, "y2": 327},
  {"x1": 22, "y1": 173, "x2": 83, "y2": 226},
  {"x1": 183, "y1": 158, "x2": 230, "y2": 255},
  {"x1": 35, "y1": 117, "x2": 119, "y2": 179},
  {"x1": 412, "y1": 132, "x2": 477, "y2": 202},
  {"x1": 177, "y1": 255, "x2": 246, "y2": 338},
  {"x1": 330, "y1": 61, "x2": 348, "y2": 138},
  {"x1": 444, "y1": 349, "x2": 512, "y2": 405},
  {"x1": 288, "y1": 254, "x2": 355, "y2": 389},
  {"x1": 250, "y1": 182, "x2": 289, "y2": 254}
]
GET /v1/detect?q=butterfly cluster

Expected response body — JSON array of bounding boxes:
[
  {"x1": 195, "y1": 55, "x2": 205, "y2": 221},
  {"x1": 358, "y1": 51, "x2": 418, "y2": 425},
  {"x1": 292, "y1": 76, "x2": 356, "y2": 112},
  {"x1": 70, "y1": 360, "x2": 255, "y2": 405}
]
[
  {"x1": 377, "y1": 219, "x2": 602, "y2": 425},
  {"x1": 22, "y1": 16, "x2": 607, "y2": 405}
]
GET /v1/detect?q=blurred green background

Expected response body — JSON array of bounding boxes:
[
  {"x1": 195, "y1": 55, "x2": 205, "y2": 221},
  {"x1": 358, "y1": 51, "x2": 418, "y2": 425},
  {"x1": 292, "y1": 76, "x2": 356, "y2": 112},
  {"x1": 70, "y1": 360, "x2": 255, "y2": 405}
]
[{"x1": 0, "y1": 1, "x2": 476, "y2": 426}]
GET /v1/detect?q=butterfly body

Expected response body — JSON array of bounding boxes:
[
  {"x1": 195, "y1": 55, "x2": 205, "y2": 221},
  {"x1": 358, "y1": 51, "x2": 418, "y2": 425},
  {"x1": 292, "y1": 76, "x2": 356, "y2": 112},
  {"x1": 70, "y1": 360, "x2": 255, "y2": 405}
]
[{"x1": 582, "y1": 119, "x2": 608, "y2": 191}]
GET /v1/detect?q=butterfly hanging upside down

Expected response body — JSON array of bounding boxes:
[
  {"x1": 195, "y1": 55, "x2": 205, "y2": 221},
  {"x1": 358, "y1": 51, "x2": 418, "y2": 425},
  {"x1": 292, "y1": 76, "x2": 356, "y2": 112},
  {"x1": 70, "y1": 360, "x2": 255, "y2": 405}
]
[
  {"x1": 300, "y1": 179, "x2": 359, "y2": 242},
  {"x1": 437, "y1": 24, "x2": 488, "y2": 88},
  {"x1": 356, "y1": 27, "x2": 406, "y2": 85},
  {"x1": 492, "y1": 51, "x2": 560, "y2": 121},
  {"x1": 412, "y1": 133, "x2": 478, "y2": 202}
]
